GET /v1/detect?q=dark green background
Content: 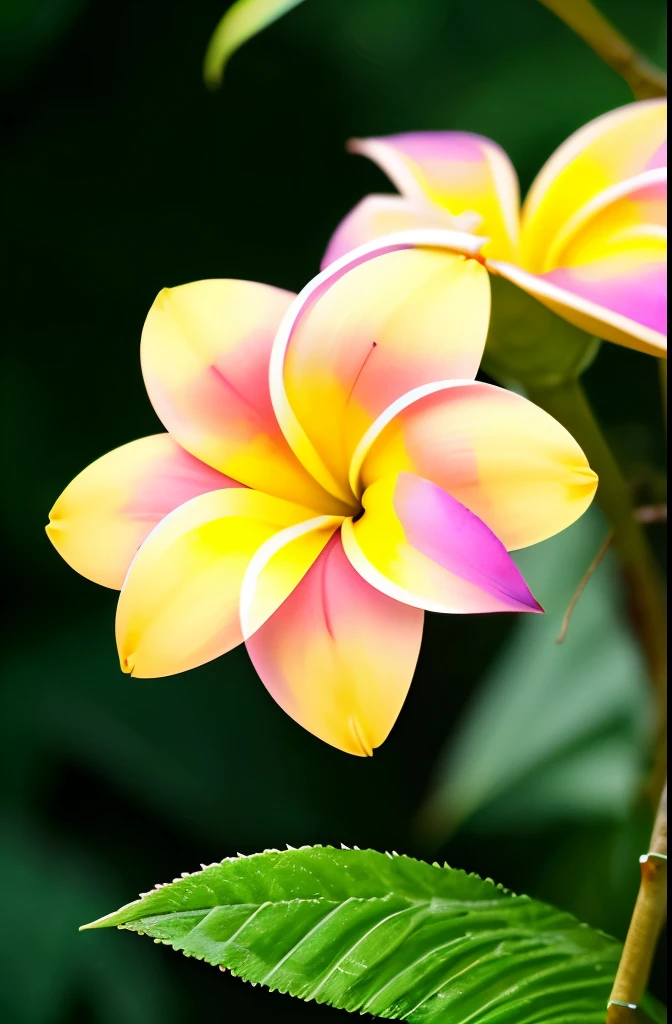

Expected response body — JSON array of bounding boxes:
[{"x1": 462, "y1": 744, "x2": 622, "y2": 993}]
[{"x1": 1, "y1": 0, "x2": 667, "y2": 1020}]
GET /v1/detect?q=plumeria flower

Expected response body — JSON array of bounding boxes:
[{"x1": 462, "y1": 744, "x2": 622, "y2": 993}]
[
  {"x1": 47, "y1": 238, "x2": 597, "y2": 755},
  {"x1": 325, "y1": 100, "x2": 667, "y2": 357}
]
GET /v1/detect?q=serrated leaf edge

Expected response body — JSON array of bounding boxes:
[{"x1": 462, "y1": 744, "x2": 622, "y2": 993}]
[{"x1": 80, "y1": 845, "x2": 515, "y2": 931}]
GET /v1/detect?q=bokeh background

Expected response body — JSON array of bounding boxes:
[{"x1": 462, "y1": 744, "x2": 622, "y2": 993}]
[{"x1": 1, "y1": 0, "x2": 667, "y2": 1020}]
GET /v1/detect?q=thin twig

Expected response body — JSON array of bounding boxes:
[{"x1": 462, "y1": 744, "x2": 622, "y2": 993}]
[
  {"x1": 556, "y1": 505, "x2": 667, "y2": 644},
  {"x1": 538, "y1": 0, "x2": 667, "y2": 99},
  {"x1": 607, "y1": 782, "x2": 667, "y2": 1019},
  {"x1": 556, "y1": 529, "x2": 613, "y2": 643}
]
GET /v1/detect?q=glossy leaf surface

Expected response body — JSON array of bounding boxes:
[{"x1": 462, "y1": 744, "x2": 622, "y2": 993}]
[{"x1": 85, "y1": 845, "x2": 627, "y2": 1022}]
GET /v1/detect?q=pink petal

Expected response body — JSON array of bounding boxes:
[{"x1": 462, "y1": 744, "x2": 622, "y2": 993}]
[
  {"x1": 321, "y1": 193, "x2": 480, "y2": 269},
  {"x1": 489, "y1": 257, "x2": 666, "y2": 356},
  {"x1": 271, "y1": 231, "x2": 489, "y2": 503},
  {"x1": 340, "y1": 132, "x2": 520, "y2": 261},
  {"x1": 141, "y1": 279, "x2": 341, "y2": 513},
  {"x1": 342, "y1": 473, "x2": 542, "y2": 615},
  {"x1": 46, "y1": 433, "x2": 242, "y2": 589},
  {"x1": 246, "y1": 532, "x2": 424, "y2": 756}
]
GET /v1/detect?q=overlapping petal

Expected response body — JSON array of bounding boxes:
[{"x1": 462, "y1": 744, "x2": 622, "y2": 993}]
[
  {"x1": 141, "y1": 279, "x2": 342, "y2": 513},
  {"x1": 489, "y1": 255, "x2": 666, "y2": 356},
  {"x1": 341, "y1": 473, "x2": 542, "y2": 614},
  {"x1": 246, "y1": 532, "x2": 424, "y2": 756},
  {"x1": 272, "y1": 236, "x2": 490, "y2": 503},
  {"x1": 541, "y1": 168, "x2": 666, "y2": 271},
  {"x1": 521, "y1": 99, "x2": 667, "y2": 272},
  {"x1": 351, "y1": 381, "x2": 597, "y2": 551},
  {"x1": 346, "y1": 132, "x2": 520, "y2": 260},
  {"x1": 321, "y1": 194, "x2": 480, "y2": 269},
  {"x1": 324, "y1": 107, "x2": 666, "y2": 357},
  {"x1": 116, "y1": 488, "x2": 315, "y2": 679},
  {"x1": 46, "y1": 434, "x2": 241, "y2": 589},
  {"x1": 240, "y1": 514, "x2": 343, "y2": 639},
  {"x1": 520, "y1": 170, "x2": 667, "y2": 353}
]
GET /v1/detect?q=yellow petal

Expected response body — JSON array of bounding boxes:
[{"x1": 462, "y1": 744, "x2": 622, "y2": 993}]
[
  {"x1": 141, "y1": 279, "x2": 342, "y2": 513},
  {"x1": 272, "y1": 240, "x2": 489, "y2": 503},
  {"x1": 353, "y1": 380, "x2": 597, "y2": 551},
  {"x1": 542, "y1": 168, "x2": 666, "y2": 271},
  {"x1": 46, "y1": 434, "x2": 241, "y2": 589},
  {"x1": 521, "y1": 99, "x2": 666, "y2": 272},
  {"x1": 347, "y1": 132, "x2": 520, "y2": 260},
  {"x1": 240, "y1": 514, "x2": 343, "y2": 638},
  {"x1": 341, "y1": 474, "x2": 542, "y2": 614},
  {"x1": 116, "y1": 488, "x2": 314, "y2": 678}
]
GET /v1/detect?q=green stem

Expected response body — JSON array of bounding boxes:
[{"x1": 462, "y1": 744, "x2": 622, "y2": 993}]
[
  {"x1": 658, "y1": 359, "x2": 667, "y2": 431},
  {"x1": 607, "y1": 782, "x2": 667, "y2": 1020},
  {"x1": 528, "y1": 381, "x2": 667, "y2": 789},
  {"x1": 537, "y1": 0, "x2": 667, "y2": 99}
]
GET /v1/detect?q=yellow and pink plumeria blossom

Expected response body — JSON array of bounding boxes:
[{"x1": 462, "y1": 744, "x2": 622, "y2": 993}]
[
  {"x1": 324, "y1": 99, "x2": 667, "y2": 358},
  {"x1": 47, "y1": 238, "x2": 598, "y2": 756}
]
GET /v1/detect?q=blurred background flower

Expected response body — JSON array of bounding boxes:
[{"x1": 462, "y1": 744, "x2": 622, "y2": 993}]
[
  {"x1": 323, "y1": 104, "x2": 667, "y2": 370},
  {"x1": 0, "y1": 0, "x2": 666, "y2": 1020}
]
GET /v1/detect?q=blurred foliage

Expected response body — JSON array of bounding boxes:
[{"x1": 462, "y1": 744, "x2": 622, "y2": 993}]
[
  {"x1": 538, "y1": 0, "x2": 667, "y2": 99},
  {"x1": 417, "y1": 508, "x2": 653, "y2": 841},
  {"x1": 0, "y1": 0, "x2": 87, "y2": 87},
  {"x1": 0, "y1": 0, "x2": 666, "y2": 1020},
  {"x1": 203, "y1": 0, "x2": 307, "y2": 87}
]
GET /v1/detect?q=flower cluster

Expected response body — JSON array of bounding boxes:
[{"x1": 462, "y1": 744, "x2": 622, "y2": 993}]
[
  {"x1": 47, "y1": 101, "x2": 666, "y2": 755},
  {"x1": 326, "y1": 100, "x2": 667, "y2": 358}
]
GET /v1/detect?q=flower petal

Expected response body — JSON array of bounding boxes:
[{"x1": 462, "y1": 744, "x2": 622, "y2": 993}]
[
  {"x1": 141, "y1": 279, "x2": 341, "y2": 513},
  {"x1": 271, "y1": 236, "x2": 490, "y2": 503},
  {"x1": 351, "y1": 381, "x2": 597, "y2": 551},
  {"x1": 46, "y1": 434, "x2": 241, "y2": 589},
  {"x1": 542, "y1": 168, "x2": 666, "y2": 271},
  {"x1": 341, "y1": 473, "x2": 542, "y2": 614},
  {"x1": 488, "y1": 257, "x2": 666, "y2": 356},
  {"x1": 519, "y1": 170, "x2": 667, "y2": 352},
  {"x1": 347, "y1": 132, "x2": 520, "y2": 260},
  {"x1": 321, "y1": 193, "x2": 480, "y2": 269},
  {"x1": 116, "y1": 488, "x2": 314, "y2": 678},
  {"x1": 246, "y1": 532, "x2": 424, "y2": 756},
  {"x1": 521, "y1": 99, "x2": 667, "y2": 272},
  {"x1": 240, "y1": 514, "x2": 343, "y2": 639}
]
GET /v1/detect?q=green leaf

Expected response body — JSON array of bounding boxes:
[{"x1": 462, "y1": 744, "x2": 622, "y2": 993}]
[
  {"x1": 417, "y1": 508, "x2": 653, "y2": 842},
  {"x1": 204, "y1": 0, "x2": 308, "y2": 89},
  {"x1": 83, "y1": 844, "x2": 626, "y2": 1022}
]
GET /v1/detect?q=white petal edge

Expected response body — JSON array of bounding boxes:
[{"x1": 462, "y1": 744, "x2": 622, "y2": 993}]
[
  {"x1": 348, "y1": 138, "x2": 521, "y2": 250},
  {"x1": 523, "y1": 98, "x2": 667, "y2": 225},
  {"x1": 268, "y1": 227, "x2": 488, "y2": 506},
  {"x1": 348, "y1": 138, "x2": 434, "y2": 200},
  {"x1": 348, "y1": 379, "x2": 478, "y2": 499},
  {"x1": 341, "y1": 515, "x2": 463, "y2": 614},
  {"x1": 543, "y1": 167, "x2": 667, "y2": 271},
  {"x1": 487, "y1": 259, "x2": 667, "y2": 356},
  {"x1": 239, "y1": 514, "x2": 344, "y2": 640}
]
